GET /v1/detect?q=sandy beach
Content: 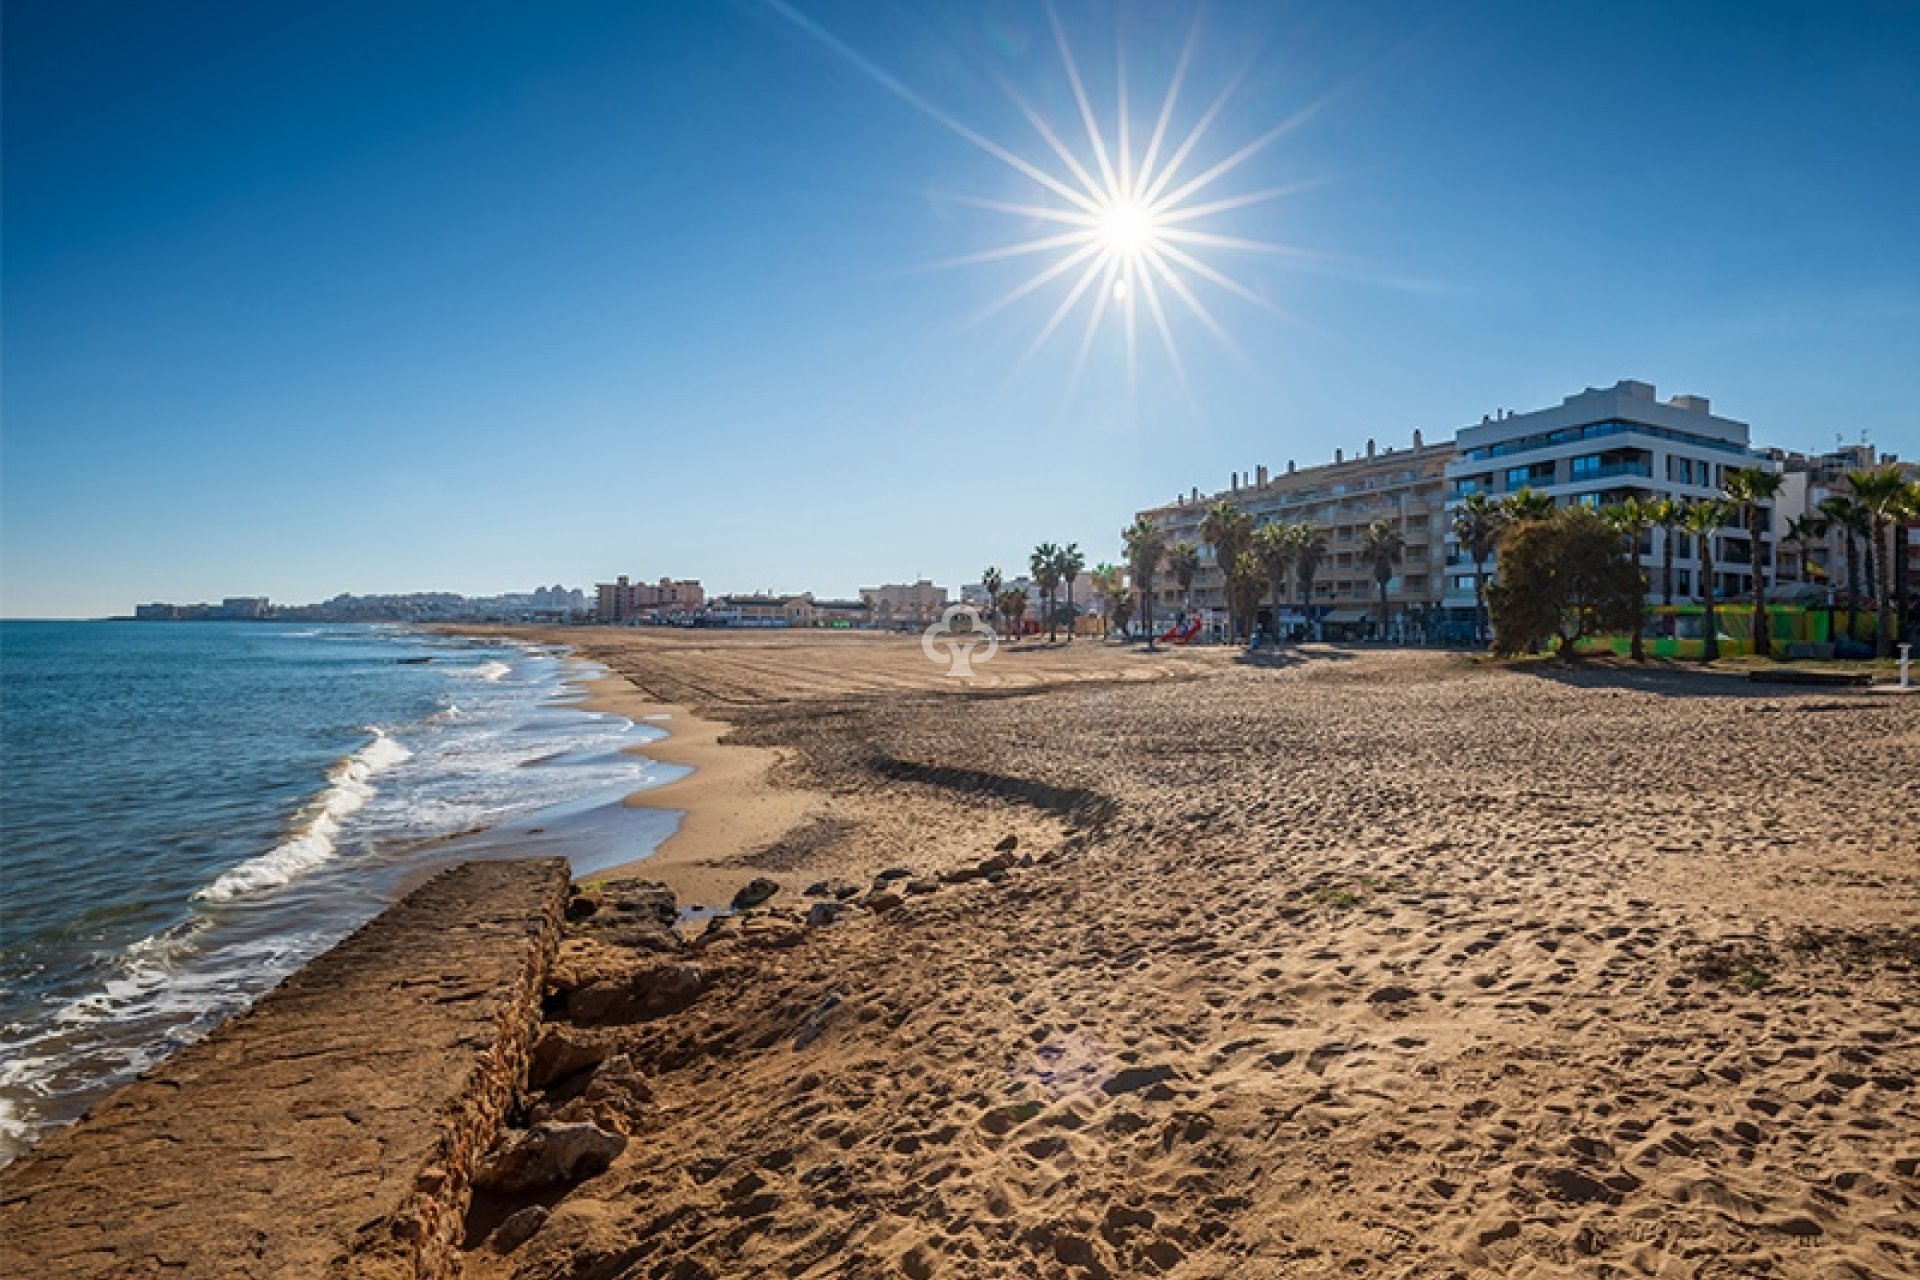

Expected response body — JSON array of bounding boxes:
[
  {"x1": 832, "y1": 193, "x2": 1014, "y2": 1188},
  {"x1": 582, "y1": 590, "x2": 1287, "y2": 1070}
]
[{"x1": 447, "y1": 628, "x2": 1918, "y2": 1279}]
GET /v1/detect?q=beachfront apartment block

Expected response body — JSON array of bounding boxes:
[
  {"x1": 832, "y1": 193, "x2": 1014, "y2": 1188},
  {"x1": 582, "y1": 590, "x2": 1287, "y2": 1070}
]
[
  {"x1": 860, "y1": 580, "x2": 949, "y2": 627},
  {"x1": 595, "y1": 575, "x2": 705, "y2": 623},
  {"x1": 1137, "y1": 433, "x2": 1455, "y2": 639},
  {"x1": 1443, "y1": 380, "x2": 1776, "y2": 607}
]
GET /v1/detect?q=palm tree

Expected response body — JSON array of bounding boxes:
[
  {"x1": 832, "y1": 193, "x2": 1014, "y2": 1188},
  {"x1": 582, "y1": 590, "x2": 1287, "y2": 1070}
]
[
  {"x1": 1123, "y1": 518, "x2": 1167, "y2": 650},
  {"x1": 1784, "y1": 512, "x2": 1829, "y2": 594},
  {"x1": 997, "y1": 587, "x2": 1028, "y2": 639},
  {"x1": 1683, "y1": 499, "x2": 1728, "y2": 661},
  {"x1": 1449, "y1": 492, "x2": 1505, "y2": 644},
  {"x1": 1601, "y1": 497, "x2": 1653, "y2": 663},
  {"x1": 1849, "y1": 466, "x2": 1909, "y2": 657},
  {"x1": 979, "y1": 566, "x2": 1003, "y2": 629},
  {"x1": 1292, "y1": 525, "x2": 1328, "y2": 631},
  {"x1": 1894, "y1": 481, "x2": 1920, "y2": 648},
  {"x1": 1649, "y1": 497, "x2": 1685, "y2": 607},
  {"x1": 1503, "y1": 487, "x2": 1555, "y2": 523},
  {"x1": 1359, "y1": 520, "x2": 1406, "y2": 640},
  {"x1": 1058, "y1": 543, "x2": 1086, "y2": 643},
  {"x1": 1223, "y1": 552, "x2": 1263, "y2": 645},
  {"x1": 1030, "y1": 542, "x2": 1062, "y2": 642},
  {"x1": 1821, "y1": 495, "x2": 1868, "y2": 643},
  {"x1": 1251, "y1": 523, "x2": 1297, "y2": 639},
  {"x1": 1088, "y1": 563, "x2": 1124, "y2": 638},
  {"x1": 1723, "y1": 466, "x2": 1785, "y2": 657},
  {"x1": 1166, "y1": 543, "x2": 1200, "y2": 619},
  {"x1": 1199, "y1": 501, "x2": 1255, "y2": 639}
]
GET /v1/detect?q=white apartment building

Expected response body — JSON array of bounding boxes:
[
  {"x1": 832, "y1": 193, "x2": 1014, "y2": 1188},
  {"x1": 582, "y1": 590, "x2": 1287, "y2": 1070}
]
[{"x1": 1444, "y1": 380, "x2": 1777, "y2": 605}]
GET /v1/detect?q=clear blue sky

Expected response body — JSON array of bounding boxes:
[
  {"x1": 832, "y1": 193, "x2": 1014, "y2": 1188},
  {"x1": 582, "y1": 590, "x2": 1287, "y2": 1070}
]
[{"x1": 4, "y1": 0, "x2": 1917, "y2": 618}]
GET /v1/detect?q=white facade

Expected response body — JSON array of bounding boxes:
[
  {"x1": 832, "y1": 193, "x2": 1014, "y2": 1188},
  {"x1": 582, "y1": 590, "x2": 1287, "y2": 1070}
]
[{"x1": 1444, "y1": 381, "x2": 1776, "y2": 604}]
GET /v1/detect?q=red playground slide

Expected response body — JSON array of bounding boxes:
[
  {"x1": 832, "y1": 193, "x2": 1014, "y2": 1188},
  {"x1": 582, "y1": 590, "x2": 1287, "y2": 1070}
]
[{"x1": 1159, "y1": 617, "x2": 1203, "y2": 645}]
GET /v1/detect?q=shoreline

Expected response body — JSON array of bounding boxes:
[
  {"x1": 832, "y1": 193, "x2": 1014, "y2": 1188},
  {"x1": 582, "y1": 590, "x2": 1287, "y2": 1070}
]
[{"x1": 555, "y1": 659, "x2": 822, "y2": 908}]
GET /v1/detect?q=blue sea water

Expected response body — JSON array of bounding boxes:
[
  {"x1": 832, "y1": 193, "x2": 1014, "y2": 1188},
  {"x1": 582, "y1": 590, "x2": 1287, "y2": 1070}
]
[{"x1": 0, "y1": 621, "x2": 685, "y2": 1164}]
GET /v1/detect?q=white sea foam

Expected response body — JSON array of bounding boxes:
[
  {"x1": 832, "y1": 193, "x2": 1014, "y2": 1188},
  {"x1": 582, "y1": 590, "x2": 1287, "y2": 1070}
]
[
  {"x1": 450, "y1": 660, "x2": 512, "y2": 683},
  {"x1": 194, "y1": 731, "x2": 412, "y2": 902}
]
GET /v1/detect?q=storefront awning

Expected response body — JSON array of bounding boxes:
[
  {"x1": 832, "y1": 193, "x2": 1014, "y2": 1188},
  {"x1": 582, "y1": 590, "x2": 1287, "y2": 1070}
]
[{"x1": 1322, "y1": 608, "x2": 1368, "y2": 624}]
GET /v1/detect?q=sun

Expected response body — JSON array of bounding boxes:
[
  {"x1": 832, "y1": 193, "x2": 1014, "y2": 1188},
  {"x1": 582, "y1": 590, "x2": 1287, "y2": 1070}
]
[
  {"x1": 769, "y1": 0, "x2": 1329, "y2": 394},
  {"x1": 1097, "y1": 199, "x2": 1158, "y2": 258}
]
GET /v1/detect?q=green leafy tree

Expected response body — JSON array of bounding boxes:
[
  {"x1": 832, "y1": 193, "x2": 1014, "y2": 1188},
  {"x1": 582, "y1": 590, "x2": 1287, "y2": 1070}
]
[
  {"x1": 1601, "y1": 497, "x2": 1653, "y2": 662},
  {"x1": 1683, "y1": 499, "x2": 1728, "y2": 660},
  {"x1": 1123, "y1": 518, "x2": 1167, "y2": 650},
  {"x1": 1848, "y1": 466, "x2": 1908, "y2": 657},
  {"x1": 1359, "y1": 520, "x2": 1406, "y2": 639},
  {"x1": 1486, "y1": 507, "x2": 1641, "y2": 658},
  {"x1": 1723, "y1": 466, "x2": 1785, "y2": 657},
  {"x1": 1450, "y1": 492, "x2": 1506, "y2": 644}
]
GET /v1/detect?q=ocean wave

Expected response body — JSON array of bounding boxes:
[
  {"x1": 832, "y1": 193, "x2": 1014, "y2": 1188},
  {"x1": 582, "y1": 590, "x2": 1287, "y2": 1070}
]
[
  {"x1": 194, "y1": 731, "x2": 412, "y2": 902},
  {"x1": 449, "y1": 660, "x2": 513, "y2": 683}
]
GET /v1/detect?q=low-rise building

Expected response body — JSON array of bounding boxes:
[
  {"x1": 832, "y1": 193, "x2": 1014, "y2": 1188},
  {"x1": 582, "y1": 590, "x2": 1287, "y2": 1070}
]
[
  {"x1": 596, "y1": 576, "x2": 704, "y2": 623},
  {"x1": 860, "y1": 580, "x2": 948, "y2": 628},
  {"x1": 708, "y1": 594, "x2": 814, "y2": 626}
]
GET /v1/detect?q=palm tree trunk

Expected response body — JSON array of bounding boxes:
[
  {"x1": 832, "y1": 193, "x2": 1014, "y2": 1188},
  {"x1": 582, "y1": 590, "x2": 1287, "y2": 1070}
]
[
  {"x1": 1473, "y1": 560, "x2": 1488, "y2": 645},
  {"x1": 1063, "y1": 582, "x2": 1073, "y2": 643},
  {"x1": 1661, "y1": 527, "x2": 1675, "y2": 606},
  {"x1": 1378, "y1": 579, "x2": 1390, "y2": 639},
  {"x1": 1750, "y1": 506, "x2": 1772, "y2": 658}
]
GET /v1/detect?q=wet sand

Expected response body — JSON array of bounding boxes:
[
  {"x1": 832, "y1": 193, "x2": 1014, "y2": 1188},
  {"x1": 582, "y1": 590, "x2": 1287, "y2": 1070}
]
[{"x1": 458, "y1": 628, "x2": 1919, "y2": 1279}]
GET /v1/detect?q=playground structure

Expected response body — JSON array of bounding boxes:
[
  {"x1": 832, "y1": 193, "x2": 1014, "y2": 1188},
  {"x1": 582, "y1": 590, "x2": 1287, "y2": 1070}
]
[{"x1": 1159, "y1": 617, "x2": 1204, "y2": 646}]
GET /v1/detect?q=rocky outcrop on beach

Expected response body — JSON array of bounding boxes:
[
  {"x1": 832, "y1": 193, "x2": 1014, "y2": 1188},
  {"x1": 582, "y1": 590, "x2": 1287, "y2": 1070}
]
[{"x1": 0, "y1": 858, "x2": 571, "y2": 1280}]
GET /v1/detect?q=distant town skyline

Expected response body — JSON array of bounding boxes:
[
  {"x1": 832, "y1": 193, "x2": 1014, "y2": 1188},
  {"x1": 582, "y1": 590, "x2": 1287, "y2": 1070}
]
[{"x1": 5, "y1": 1, "x2": 1918, "y2": 618}]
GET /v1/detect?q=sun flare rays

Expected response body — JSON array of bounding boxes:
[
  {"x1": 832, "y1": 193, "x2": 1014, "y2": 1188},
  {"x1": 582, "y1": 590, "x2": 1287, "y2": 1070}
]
[{"x1": 769, "y1": 0, "x2": 1327, "y2": 395}]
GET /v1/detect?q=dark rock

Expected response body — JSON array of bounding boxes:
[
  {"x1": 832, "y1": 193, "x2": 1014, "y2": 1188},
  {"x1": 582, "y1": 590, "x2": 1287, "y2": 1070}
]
[
  {"x1": 476, "y1": 1122, "x2": 626, "y2": 1194},
  {"x1": 865, "y1": 891, "x2": 905, "y2": 913},
  {"x1": 569, "y1": 879, "x2": 680, "y2": 953},
  {"x1": 807, "y1": 901, "x2": 847, "y2": 927},
  {"x1": 802, "y1": 881, "x2": 832, "y2": 898},
  {"x1": 732, "y1": 878, "x2": 780, "y2": 910},
  {"x1": 939, "y1": 866, "x2": 984, "y2": 885},
  {"x1": 875, "y1": 867, "x2": 913, "y2": 882},
  {"x1": 985, "y1": 869, "x2": 1009, "y2": 884},
  {"x1": 906, "y1": 879, "x2": 939, "y2": 896},
  {"x1": 832, "y1": 883, "x2": 861, "y2": 900},
  {"x1": 1101, "y1": 1064, "x2": 1178, "y2": 1095},
  {"x1": 977, "y1": 853, "x2": 1013, "y2": 875},
  {"x1": 994, "y1": 834, "x2": 1019, "y2": 852}
]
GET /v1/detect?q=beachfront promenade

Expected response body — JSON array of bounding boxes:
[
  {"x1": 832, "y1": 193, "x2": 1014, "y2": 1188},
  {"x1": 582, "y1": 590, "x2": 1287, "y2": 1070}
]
[{"x1": 0, "y1": 859, "x2": 570, "y2": 1280}]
